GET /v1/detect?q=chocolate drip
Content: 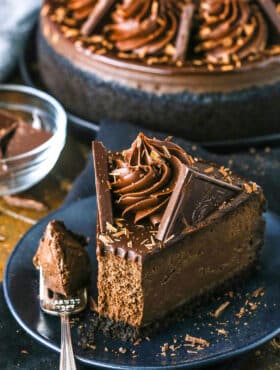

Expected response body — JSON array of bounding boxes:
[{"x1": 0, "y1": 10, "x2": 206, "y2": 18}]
[
  {"x1": 92, "y1": 141, "x2": 113, "y2": 232},
  {"x1": 157, "y1": 166, "x2": 242, "y2": 243}
]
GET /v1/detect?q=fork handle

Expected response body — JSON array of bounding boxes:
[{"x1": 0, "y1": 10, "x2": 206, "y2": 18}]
[{"x1": 60, "y1": 313, "x2": 77, "y2": 370}]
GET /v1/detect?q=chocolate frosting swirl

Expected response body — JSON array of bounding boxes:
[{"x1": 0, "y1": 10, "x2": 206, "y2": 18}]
[
  {"x1": 105, "y1": 0, "x2": 186, "y2": 56},
  {"x1": 111, "y1": 133, "x2": 193, "y2": 225},
  {"x1": 195, "y1": 0, "x2": 268, "y2": 64}
]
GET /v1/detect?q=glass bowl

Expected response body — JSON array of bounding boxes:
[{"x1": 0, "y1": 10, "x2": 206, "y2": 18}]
[{"x1": 0, "y1": 84, "x2": 67, "y2": 195}]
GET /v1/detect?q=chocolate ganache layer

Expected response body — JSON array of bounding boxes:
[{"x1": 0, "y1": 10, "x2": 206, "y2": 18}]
[{"x1": 40, "y1": 0, "x2": 280, "y2": 94}]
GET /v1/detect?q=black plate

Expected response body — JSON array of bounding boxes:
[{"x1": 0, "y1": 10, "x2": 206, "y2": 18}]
[
  {"x1": 19, "y1": 28, "x2": 280, "y2": 151},
  {"x1": 3, "y1": 196, "x2": 280, "y2": 369}
]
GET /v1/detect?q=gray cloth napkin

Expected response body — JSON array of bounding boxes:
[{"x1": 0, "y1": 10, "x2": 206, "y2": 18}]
[{"x1": 0, "y1": 0, "x2": 41, "y2": 81}]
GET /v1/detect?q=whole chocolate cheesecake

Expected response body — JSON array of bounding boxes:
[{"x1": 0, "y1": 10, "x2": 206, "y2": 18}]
[
  {"x1": 38, "y1": 0, "x2": 280, "y2": 141},
  {"x1": 93, "y1": 133, "x2": 266, "y2": 340}
]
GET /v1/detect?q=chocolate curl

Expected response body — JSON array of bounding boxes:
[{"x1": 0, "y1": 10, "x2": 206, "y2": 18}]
[
  {"x1": 81, "y1": 0, "x2": 116, "y2": 36},
  {"x1": 173, "y1": 3, "x2": 195, "y2": 62},
  {"x1": 157, "y1": 166, "x2": 241, "y2": 243},
  {"x1": 257, "y1": 0, "x2": 280, "y2": 35},
  {"x1": 92, "y1": 141, "x2": 113, "y2": 233}
]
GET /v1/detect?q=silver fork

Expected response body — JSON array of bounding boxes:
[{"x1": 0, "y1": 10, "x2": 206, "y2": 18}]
[{"x1": 39, "y1": 268, "x2": 88, "y2": 370}]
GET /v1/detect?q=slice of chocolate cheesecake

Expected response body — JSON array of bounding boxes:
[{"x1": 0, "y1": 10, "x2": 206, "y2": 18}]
[
  {"x1": 33, "y1": 220, "x2": 90, "y2": 296},
  {"x1": 93, "y1": 134, "x2": 266, "y2": 340}
]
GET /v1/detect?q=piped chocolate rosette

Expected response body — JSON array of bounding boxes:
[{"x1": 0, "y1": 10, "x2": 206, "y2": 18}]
[
  {"x1": 110, "y1": 133, "x2": 193, "y2": 226},
  {"x1": 104, "y1": 0, "x2": 187, "y2": 58},
  {"x1": 195, "y1": 0, "x2": 268, "y2": 65}
]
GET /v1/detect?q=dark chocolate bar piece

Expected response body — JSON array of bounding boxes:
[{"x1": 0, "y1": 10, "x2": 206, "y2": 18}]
[
  {"x1": 81, "y1": 0, "x2": 116, "y2": 36},
  {"x1": 173, "y1": 4, "x2": 195, "y2": 62},
  {"x1": 92, "y1": 141, "x2": 113, "y2": 232},
  {"x1": 157, "y1": 166, "x2": 241, "y2": 243},
  {"x1": 257, "y1": 0, "x2": 280, "y2": 35}
]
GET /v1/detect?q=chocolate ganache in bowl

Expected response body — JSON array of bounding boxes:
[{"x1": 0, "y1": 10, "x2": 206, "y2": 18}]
[
  {"x1": 38, "y1": 0, "x2": 280, "y2": 141},
  {"x1": 105, "y1": 0, "x2": 186, "y2": 57}
]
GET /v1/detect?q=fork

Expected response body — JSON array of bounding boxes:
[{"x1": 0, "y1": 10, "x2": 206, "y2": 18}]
[{"x1": 39, "y1": 268, "x2": 88, "y2": 370}]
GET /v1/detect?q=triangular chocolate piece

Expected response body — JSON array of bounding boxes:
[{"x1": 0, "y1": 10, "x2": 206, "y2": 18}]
[
  {"x1": 173, "y1": 4, "x2": 195, "y2": 62},
  {"x1": 92, "y1": 141, "x2": 113, "y2": 232},
  {"x1": 157, "y1": 165, "x2": 241, "y2": 243}
]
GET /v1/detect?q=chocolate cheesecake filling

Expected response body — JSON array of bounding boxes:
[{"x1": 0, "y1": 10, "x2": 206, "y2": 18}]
[{"x1": 93, "y1": 134, "x2": 266, "y2": 334}]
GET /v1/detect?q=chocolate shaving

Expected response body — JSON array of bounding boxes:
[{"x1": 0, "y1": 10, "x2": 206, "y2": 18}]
[
  {"x1": 81, "y1": 0, "x2": 116, "y2": 36},
  {"x1": 157, "y1": 165, "x2": 241, "y2": 243},
  {"x1": 173, "y1": 4, "x2": 195, "y2": 62},
  {"x1": 257, "y1": 0, "x2": 280, "y2": 35},
  {"x1": 184, "y1": 334, "x2": 210, "y2": 347},
  {"x1": 92, "y1": 141, "x2": 113, "y2": 233},
  {"x1": 212, "y1": 301, "x2": 230, "y2": 318},
  {"x1": 3, "y1": 195, "x2": 48, "y2": 212}
]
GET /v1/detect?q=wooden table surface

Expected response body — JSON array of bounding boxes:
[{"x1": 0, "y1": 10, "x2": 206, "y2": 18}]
[{"x1": 0, "y1": 81, "x2": 279, "y2": 370}]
